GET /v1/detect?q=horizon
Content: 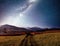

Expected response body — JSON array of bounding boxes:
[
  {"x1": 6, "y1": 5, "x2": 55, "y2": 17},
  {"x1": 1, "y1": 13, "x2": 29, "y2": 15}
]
[{"x1": 0, "y1": 24, "x2": 60, "y2": 29}]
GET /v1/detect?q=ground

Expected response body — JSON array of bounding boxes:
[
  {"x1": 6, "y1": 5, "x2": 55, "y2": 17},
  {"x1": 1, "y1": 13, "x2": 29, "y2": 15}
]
[{"x1": 0, "y1": 32, "x2": 60, "y2": 46}]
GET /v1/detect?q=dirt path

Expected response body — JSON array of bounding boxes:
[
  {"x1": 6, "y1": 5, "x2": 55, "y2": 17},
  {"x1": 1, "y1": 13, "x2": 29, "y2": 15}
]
[{"x1": 19, "y1": 34, "x2": 39, "y2": 46}]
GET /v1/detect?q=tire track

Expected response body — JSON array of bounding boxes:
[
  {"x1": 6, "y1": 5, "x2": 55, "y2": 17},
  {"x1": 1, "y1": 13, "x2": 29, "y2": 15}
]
[
  {"x1": 19, "y1": 34, "x2": 39, "y2": 46},
  {"x1": 30, "y1": 36, "x2": 39, "y2": 46},
  {"x1": 19, "y1": 35, "x2": 28, "y2": 46}
]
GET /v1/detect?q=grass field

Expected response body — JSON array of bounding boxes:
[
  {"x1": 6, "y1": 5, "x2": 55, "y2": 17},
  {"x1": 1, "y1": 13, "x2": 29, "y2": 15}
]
[
  {"x1": 34, "y1": 33, "x2": 60, "y2": 46},
  {"x1": 0, "y1": 35, "x2": 26, "y2": 46},
  {"x1": 0, "y1": 32, "x2": 60, "y2": 46}
]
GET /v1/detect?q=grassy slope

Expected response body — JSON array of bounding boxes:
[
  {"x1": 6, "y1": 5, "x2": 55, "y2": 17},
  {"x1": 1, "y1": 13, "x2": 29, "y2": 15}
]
[
  {"x1": 34, "y1": 33, "x2": 60, "y2": 46},
  {"x1": 0, "y1": 30, "x2": 60, "y2": 46},
  {"x1": 0, "y1": 35, "x2": 26, "y2": 46}
]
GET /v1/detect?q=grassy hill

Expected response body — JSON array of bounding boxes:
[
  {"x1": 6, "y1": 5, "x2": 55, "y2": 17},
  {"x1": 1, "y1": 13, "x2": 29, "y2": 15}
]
[
  {"x1": 34, "y1": 33, "x2": 60, "y2": 46},
  {"x1": 0, "y1": 30, "x2": 60, "y2": 46},
  {"x1": 0, "y1": 35, "x2": 26, "y2": 46}
]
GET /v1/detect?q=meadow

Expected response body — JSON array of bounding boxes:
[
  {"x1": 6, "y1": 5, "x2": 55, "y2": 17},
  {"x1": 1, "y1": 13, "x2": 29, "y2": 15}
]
[
  {"x1": 0, "y1": 32, "x2": 60, "y2": 46},
  {"x1": 34, "y1": 33, "x2": 60, "y2": 46}
]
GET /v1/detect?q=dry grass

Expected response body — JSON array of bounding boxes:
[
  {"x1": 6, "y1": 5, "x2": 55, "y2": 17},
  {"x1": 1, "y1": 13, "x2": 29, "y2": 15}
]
[
  {"x1": 0, "y1": 32, "x2": 60, "y2": 46},
  {"x1": 34, "y1": 33, "x2": 60, "y2": 46},
  {"x1": 0, "y1": 35, "x2": 26, "y2": 46}
]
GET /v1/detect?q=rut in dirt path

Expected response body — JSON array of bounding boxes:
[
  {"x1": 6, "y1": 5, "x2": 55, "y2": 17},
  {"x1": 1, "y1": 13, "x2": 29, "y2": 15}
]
[{"x1": 19, "y1": 34, "x2": 39, "y2": 46}]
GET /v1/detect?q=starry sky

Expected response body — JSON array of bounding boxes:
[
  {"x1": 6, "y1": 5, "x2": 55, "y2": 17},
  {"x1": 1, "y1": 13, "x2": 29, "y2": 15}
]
[{"x1": 0, "y1": 0, "x2": 60, "y2": 28}]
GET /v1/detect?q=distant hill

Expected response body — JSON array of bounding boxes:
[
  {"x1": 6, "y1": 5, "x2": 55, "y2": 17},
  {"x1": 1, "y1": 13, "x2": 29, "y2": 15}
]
[
  {"x1": 0, "y1": 24, "x2": 29, "y2": 35},
  {"x1": 0, "y1": 24, "x2": 60, "y2": 35},
  {"x1": 28, "y1": 27, "x2": 43, "y2": 31},
  {"x1": 0, "y1": 24, "x2": 28, "y2": 31}
]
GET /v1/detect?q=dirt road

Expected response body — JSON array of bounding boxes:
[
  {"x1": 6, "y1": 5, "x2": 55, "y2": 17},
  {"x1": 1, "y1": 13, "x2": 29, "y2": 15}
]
[{"x1": 19, "y1": 34, "x2": 39, "y2": 46}]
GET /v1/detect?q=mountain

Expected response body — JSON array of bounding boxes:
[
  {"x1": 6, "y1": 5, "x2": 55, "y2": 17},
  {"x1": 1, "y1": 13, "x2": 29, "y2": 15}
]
[
  {"x1": 0, "y1": 24, "x2": 29, "y2": 35},
  {"x1": 28, "y1": 27, "x2": 60, "y2": 31},
  {"x1": 27, "y1": 27, "x2": 45, "y2": 32},
  {"x1": 0, "y1": 24, "x2": 60, "y2": 35},
  {"x1": 0, "y1": 24, "x2": 28, "y2": 31}
]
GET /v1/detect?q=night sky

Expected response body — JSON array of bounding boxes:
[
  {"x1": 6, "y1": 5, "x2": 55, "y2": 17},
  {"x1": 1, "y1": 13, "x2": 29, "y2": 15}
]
[{"x1": 0, "y1": 0, "x2": 60, "y2": 28}]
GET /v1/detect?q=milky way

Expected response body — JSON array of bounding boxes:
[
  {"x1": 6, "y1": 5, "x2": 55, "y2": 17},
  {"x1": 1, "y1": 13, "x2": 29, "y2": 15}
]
[
  {"x1": 0, "y1": 0, "x2": 38, "y2": 27},
  {"x1": 0, "y1": 0, "x2": 60, "y2": 28}
]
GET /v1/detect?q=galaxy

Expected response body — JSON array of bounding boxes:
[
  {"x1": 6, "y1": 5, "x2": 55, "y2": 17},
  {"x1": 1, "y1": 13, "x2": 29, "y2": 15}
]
[{"x1": 0, "y1": 0, "x2": 60, "y2": 28}]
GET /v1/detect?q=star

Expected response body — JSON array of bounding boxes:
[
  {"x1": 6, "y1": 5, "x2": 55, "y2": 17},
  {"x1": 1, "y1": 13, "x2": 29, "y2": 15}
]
[{"x1": 29, "y1": 0, "x2": 36, "y2": 3}]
